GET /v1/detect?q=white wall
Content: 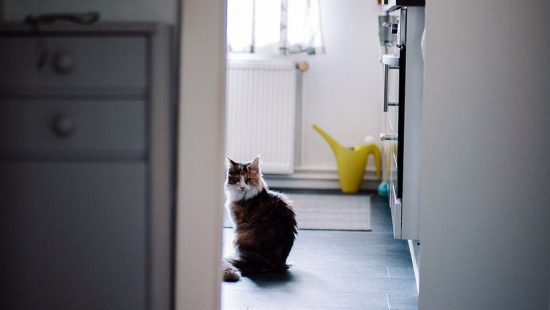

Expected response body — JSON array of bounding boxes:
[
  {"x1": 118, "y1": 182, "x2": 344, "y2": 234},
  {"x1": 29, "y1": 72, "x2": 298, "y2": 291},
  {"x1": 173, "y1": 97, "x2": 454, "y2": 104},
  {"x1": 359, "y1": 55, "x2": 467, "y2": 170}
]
[
  {"x1": 301, "y1": 0, "x2": 383, "y2": 171},
  {"x1": 419, "y1": 1, "x2": 550, "y2": 309},
  {"x1": 176, "y1": 1, "x2": 225, "y2": 309},
  {"x1": 229, "y1": 0, "x2": 384, "y2": 175},
  {"x1": 1, "y1": 0, "x2": 177, "y2": 23}
]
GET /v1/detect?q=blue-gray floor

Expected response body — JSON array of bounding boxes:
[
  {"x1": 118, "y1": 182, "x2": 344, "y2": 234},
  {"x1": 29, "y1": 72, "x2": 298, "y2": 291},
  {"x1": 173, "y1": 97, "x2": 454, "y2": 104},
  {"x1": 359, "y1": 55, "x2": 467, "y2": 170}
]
[{"x1": 221, "y1": 191, "x2": 418, "y2": 310}]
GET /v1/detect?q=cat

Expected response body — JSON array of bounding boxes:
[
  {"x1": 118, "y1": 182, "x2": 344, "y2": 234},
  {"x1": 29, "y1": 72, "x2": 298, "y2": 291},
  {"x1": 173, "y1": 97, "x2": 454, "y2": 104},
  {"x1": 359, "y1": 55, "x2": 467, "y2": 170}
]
[{"x1": 222, "y1": 156, "x2": 297, "y2": 282}]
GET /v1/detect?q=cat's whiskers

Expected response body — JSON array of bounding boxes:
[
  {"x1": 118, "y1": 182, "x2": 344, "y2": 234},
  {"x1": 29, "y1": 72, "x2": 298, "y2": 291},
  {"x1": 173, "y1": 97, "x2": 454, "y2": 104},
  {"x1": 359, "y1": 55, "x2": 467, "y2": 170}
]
[{"x1": 225, "y1": 182, "x2": 262, "y2": 202}]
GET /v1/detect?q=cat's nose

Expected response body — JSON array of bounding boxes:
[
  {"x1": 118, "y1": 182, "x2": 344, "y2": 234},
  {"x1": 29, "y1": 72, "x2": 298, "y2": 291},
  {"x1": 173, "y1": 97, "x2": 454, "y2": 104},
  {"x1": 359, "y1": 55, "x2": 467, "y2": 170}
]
[{"x1": 239, "y1": 186, "x2": 246, "y2": 190}]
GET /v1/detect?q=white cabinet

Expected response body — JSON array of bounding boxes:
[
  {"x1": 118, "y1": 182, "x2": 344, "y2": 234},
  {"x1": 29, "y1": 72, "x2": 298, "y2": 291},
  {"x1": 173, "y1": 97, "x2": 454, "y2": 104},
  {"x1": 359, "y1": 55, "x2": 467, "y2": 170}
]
[
  {"x1": 0, "y1": 23, "x2": 174, "y2": 310},
  {"x1": 381, "y1": 6, "x2": 424, "y2": 241}
]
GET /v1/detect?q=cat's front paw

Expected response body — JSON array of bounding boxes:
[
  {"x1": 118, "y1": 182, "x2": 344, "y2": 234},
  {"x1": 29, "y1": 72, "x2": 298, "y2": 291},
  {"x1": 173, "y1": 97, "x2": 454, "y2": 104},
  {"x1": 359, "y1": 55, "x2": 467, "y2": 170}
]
[{"x1": 223, "y1": 265, "x2": 241, "y2": 282}]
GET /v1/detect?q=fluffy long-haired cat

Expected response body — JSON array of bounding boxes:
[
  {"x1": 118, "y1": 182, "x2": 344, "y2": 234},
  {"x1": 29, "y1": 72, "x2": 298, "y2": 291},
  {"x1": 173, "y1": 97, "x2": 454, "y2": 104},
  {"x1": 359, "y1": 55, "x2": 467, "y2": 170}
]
[{"x1": 222, "y1": 156, "x2": 297, "y2": 282}]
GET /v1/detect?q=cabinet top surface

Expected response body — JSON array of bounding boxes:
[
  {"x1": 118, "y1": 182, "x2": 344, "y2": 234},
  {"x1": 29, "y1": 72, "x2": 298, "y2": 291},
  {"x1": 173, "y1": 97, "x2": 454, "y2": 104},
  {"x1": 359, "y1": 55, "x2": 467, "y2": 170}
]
[
  {"x1": 0, "y1": 22, "x2": 162, "y2": 35},
  {"x1": 383, "y1": 0, "x2": 425, "y2": 12}
]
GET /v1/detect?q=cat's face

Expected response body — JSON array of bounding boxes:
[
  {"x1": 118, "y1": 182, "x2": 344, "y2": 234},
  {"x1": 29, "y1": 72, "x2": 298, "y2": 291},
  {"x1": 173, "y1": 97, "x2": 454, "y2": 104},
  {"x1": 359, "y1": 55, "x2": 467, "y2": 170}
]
[{"x1": 225, "y1": 156, "x2": 264, "y2": 201}]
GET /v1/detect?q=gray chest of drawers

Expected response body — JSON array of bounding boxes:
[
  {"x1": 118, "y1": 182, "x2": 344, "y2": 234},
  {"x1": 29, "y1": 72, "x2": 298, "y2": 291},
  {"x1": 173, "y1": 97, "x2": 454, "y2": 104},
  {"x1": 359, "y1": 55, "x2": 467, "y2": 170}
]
[{"x1": 0, "y1": 23, "x2": 174, "y2": 310}]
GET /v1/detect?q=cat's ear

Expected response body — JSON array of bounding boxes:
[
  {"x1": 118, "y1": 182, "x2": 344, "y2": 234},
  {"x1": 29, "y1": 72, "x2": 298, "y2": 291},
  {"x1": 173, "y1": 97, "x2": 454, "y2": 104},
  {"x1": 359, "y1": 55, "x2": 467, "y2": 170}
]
[
  {"x1": 226, "y1": 156, "x2": 238, "y2": 169},
  {"x1": 249, "y1": 155, "x2": 261, "y2": 171}
]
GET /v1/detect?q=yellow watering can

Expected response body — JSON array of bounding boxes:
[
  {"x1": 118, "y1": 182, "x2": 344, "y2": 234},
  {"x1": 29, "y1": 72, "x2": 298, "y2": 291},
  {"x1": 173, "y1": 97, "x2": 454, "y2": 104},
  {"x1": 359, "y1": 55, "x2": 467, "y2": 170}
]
[{"x1": 313, "y1": 124, "x2": 381, "y2": 193}]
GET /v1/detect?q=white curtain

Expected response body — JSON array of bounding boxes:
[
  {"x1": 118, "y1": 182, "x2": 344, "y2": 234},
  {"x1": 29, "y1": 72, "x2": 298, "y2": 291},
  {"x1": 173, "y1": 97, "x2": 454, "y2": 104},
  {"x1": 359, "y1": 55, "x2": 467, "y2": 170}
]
[{"x1": 227, "y1": 0, "x2": 325, "y2": 55}]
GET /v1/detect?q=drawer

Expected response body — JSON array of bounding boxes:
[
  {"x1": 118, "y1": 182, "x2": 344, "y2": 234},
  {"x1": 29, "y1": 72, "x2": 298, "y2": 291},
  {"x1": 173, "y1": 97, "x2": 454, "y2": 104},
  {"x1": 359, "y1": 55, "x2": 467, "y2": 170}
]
[
  {"x1": 0, "y1": 36, "x2": 146, "y2": 93},
  {"x1": 0, "y1": 162, "x2": 146, "y2": 309},
  {"x1": 0, "y1": 100, "x2": 146, "y2": 159}
]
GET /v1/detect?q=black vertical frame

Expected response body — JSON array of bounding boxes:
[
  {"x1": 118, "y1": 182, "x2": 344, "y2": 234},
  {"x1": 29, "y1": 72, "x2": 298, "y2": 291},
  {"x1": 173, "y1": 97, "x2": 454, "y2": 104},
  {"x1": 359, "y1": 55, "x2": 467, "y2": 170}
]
[{"x1": 396, "y1": 7, "x2": 407, "y2": 199}]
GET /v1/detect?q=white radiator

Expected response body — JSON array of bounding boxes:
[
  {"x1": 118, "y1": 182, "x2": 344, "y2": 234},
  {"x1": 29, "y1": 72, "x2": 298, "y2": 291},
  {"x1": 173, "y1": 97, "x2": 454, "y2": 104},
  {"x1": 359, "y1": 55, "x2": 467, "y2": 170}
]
[{"x1": 226, "y1": 59, "x2": 297, "y2": 174}]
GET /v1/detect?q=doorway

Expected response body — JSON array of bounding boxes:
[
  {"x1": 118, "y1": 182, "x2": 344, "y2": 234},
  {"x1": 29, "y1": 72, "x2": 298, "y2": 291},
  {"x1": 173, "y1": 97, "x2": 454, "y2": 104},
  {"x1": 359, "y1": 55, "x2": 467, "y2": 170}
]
[
  {"x1": 175, "y1": 0, "x2": 417, "y2": 309},
  {"x1": 219, "y1": 0, "x2": 417, "y2": 309}
]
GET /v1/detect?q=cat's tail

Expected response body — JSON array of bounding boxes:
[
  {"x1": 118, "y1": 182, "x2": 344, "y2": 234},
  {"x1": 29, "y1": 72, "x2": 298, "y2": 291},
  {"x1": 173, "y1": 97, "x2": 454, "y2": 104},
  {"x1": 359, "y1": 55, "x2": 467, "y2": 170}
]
[{"x1": 222, "y1": 259, "x2": 240, "y2": 282}]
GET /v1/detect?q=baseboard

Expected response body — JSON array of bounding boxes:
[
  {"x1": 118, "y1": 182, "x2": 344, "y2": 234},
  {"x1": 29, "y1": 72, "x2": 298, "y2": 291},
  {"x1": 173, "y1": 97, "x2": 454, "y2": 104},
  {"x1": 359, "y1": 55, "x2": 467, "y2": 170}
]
[{"x1": 264, "y1": 168, "x2": 381, "y2": 191}]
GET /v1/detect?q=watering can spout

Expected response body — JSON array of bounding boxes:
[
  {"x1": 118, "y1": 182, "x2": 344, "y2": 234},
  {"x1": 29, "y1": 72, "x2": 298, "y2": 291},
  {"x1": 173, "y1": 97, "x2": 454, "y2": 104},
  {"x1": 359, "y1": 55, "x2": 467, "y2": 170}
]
[{"x1": 312, "y1": 124, "x2": 345, "y2": 155}]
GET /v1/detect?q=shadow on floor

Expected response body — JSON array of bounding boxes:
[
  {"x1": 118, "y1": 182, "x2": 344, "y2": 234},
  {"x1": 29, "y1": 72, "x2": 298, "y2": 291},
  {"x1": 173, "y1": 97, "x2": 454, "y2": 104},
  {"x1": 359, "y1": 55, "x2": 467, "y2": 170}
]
[{"x1": 242, "y1": 269, "x2": 295, "y2": 289}]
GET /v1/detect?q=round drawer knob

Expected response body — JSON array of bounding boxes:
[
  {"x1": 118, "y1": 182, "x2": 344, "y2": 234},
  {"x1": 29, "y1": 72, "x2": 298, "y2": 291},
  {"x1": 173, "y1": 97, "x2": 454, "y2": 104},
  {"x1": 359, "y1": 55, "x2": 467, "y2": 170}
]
[
  {"x1": 52, "y1": 115, "x2": 76, "y2": 137},
  {"x1": 53, "y1": 52, "x2": 75, "y2": 74}
]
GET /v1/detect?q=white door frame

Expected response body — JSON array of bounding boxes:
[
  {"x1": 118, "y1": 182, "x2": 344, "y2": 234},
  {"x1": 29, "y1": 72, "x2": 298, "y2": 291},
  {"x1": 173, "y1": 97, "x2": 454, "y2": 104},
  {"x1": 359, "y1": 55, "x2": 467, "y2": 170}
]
[{"x1": 176, "y1": 0, "x2": 226, "y2": 309}]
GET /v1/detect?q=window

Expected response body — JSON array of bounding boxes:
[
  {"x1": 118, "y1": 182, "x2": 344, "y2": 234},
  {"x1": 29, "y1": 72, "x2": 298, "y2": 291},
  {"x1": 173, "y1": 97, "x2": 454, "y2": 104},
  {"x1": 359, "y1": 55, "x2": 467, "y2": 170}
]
[{"x1": 227, "y1": 0, "x2": 325, "y2": 55}]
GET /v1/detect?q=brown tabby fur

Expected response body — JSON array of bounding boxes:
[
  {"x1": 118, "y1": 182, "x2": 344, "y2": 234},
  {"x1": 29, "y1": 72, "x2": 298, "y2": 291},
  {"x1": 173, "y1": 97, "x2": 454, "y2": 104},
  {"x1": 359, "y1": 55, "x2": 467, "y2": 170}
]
[{"x1": 223, "y1": 156, "x2": 297, "y2": 281}]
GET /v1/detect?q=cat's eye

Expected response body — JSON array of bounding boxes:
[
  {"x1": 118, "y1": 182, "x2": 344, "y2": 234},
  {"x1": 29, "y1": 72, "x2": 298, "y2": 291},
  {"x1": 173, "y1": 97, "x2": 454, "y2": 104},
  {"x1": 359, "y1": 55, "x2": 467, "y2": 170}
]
[{"x1": 245, "y1": 178, "x2": 252, "y2": 184}]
